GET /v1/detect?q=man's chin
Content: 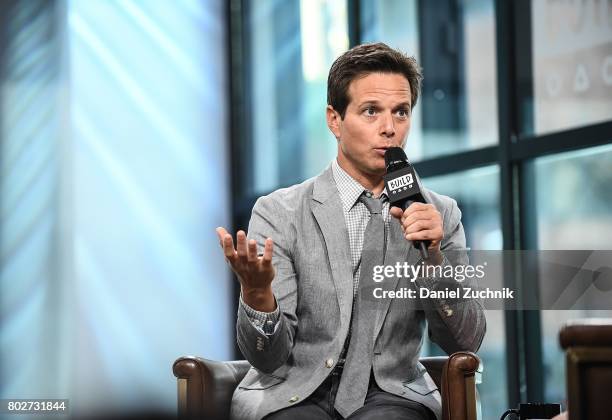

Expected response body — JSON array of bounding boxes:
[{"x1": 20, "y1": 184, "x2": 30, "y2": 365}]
[{"x1": 365, "y1": 165, "x2": 386, "y2": 178}]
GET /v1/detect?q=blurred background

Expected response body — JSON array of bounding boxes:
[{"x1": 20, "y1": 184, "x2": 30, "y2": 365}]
[{"x1": 0, "y1": 0, "x2": 610, "y2": 419}]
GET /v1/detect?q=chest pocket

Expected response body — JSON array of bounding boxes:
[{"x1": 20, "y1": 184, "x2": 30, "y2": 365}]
[{"x1": 238, "y1": 368, "x2": 285, "y2": 390}]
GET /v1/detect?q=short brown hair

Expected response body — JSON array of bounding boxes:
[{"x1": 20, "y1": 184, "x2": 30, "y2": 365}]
[{"x1": 327, "y1": 42, "x2": 423, "y2": 119}]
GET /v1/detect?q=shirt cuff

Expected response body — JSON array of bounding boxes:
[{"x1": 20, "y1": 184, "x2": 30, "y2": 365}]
[{"x1": 240, "y1": 295, "x2": 280, "y2": 335}]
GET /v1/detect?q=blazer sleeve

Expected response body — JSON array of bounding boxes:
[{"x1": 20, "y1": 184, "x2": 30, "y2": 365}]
[
  {"x1": 235, "y1": 194, "x2": 298, "y2": 374},
  {"x1": 415, "y1": 198, "x2": 487, "y2": 354}
]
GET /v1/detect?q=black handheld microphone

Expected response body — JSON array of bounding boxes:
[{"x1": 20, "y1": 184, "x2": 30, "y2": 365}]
[{"x1": 383, "y1": 147, "x2": 430, "y2": 260}]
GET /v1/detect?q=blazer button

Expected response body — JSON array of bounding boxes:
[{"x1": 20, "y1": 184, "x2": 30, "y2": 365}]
[
  {"x1": 444, "y1": 307, "x2": 453, "y2": 317},
  {"x1": 289, "y1": 396, "x2": 299, "y2": 403},
  {"x1": 325, "y1": 358, "x2": 334, "y2": 368}
]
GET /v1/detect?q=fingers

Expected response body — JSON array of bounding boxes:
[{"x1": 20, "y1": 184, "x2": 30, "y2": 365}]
[
  {"x1": 216, "y1": 227, "x2": 274, "y2": 267},
  {"x1": 236, "y1": 230, "x2": 248, "y2": 262},
  {"x1": 389, "y1": 206, "x2": 404, "y2": 220},
  {"x1": 390, "y1": 203, "x2": 434, "y2": 222},
  {"x1": 401, "y1": 202, "x2": 434, "y2": 222},
  {"x1": 402, "y1": 204, "x2": 439, "y2": 225},
  {"x1": 403, "y1": 216, "x2": 443, "y2": 241},
  {"x1": 391, "y1": 204, "x2": 443, "y2": 243},
  {"x1": 216, "y1": 227, "x2": 241, "y2": 265},
  {"x1": 247, "y1": 239, "x2": 258, "y2": 263},
  {"x1": 404, "y1": 219, "x2": 437, "y2": 235},
  {"x1": 220, "y1": 231, "x2": 237, "y2": 262},
  {"x1": 407, "y1": 202, "x2": 430, "y2": 210},
  {"x1": 261, "y1": 238, "x2": 274, "y2": 266},
  {"x1": 216, "y1": 226, "x2": 229, "y2": 247},
  {"x1": 405, "y1": 227, "x2": 443, "y2": 241}
]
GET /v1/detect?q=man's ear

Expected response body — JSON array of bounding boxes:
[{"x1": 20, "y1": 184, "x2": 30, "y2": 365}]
[{"x1": 326, "y1": 105, "x2": 341, "y2": 139}]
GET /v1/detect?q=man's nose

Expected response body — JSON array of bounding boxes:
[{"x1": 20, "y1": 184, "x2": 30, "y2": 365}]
[{"x1": 379, "y1": 112, "x2": 395, "y2": 137}]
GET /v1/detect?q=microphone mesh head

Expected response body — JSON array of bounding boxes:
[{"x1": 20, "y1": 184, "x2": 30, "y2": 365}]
[{"x1": 384, "y1": 147, "x2": 408, "y2": 168}]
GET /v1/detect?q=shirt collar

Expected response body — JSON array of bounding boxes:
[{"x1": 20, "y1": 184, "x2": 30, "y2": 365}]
[{"x1": 331, "y1": 159, "x2": 388, "y2": 212}]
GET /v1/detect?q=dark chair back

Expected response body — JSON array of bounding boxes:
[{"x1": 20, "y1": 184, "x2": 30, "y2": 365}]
[{"x1": 560, "y1": 319, "x2": 612, "y2": 420}]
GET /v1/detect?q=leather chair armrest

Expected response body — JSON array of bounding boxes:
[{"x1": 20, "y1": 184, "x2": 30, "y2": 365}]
[
  {"x1": 441, "y1": 351, "x2": 482, "y2": 420},
  {"x1": 560, "y1": 318, "x2": 612, "y2": 349},
  {"x1": 173, "y1": 356, "x2": 251, "y2": 420}
]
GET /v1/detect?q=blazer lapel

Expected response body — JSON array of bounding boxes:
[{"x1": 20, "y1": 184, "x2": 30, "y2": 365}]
[{"x1": 311, "y1": 166, "x2": 354, "y2": 330}]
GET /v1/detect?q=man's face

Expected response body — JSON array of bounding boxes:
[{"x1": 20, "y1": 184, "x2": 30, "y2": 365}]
[{"x1": 327, "y1": 72, "x2": 412, "y2": 179}]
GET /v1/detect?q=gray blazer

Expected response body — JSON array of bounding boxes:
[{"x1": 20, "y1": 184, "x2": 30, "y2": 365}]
[{"x1": 231, "y1": 165, "x2": 486, "y2": 420}]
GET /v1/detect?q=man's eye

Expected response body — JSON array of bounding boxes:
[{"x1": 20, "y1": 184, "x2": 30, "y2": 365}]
[
  {"x1": 364, "y1": 107, "x2": 376, "y2": 116},
  {"x1": 396, "y1": 108, "x2": 410, "y2": 118}
]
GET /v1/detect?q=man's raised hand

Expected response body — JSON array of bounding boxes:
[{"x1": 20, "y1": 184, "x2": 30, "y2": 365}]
[{"x1": 216, "y1": 227, "x2": 276, "y2": 312}]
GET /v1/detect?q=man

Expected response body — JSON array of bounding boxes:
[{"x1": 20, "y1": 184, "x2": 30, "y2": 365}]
[{"x1": 217, "y1": 43, "x2": 486, "y2": 420}]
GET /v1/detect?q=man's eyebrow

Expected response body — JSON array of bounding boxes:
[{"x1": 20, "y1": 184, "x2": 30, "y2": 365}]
[
  {"x1": 358, "y1": 100, "x2": 382, "y2": 106},
  {"x1": 393, "y1": 101, "x2": 412, "y2": 108},
  {"x1": 357, "y1": 100, "x2": 412, "y2": 107}
]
